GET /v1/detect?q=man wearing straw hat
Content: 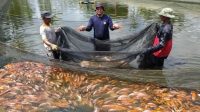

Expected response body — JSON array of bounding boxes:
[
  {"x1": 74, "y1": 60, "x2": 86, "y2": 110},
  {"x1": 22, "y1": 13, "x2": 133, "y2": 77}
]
[{"x1": 138, "y1": 8, "x2": 175, "y2": 69}]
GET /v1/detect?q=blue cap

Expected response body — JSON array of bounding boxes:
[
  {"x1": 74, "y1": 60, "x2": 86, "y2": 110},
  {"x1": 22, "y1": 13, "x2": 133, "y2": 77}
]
[
  {"x1": 95, "y1": 3, "x2": 104, "y2": 10},
  {"x1": 41, "y1": 11, "x2": 54, "y2": 19}
]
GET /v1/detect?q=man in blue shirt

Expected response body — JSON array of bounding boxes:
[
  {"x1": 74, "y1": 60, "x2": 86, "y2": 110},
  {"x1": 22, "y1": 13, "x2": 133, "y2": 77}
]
[{"x1": 78, "y1": 3, "x2": 120, "y2": 51}]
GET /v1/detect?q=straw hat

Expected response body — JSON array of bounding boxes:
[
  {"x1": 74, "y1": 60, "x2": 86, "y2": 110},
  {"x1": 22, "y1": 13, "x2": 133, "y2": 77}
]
[{"x1": 158, "y1": 8, "x2": 175, "y2": 18}]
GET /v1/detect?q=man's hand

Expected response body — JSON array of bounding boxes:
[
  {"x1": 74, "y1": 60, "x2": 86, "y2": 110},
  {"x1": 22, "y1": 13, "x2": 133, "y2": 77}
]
[
  {"x1": 112, "y1": 23, "x2": 120, "y2": 30},
  {"x1": 51, "y1": 44, "x2": 58, "y2": 50},
  {"x1": 55, "y1": 27, "x2": 61, "y2": 32},
  {"x1": 141, "y1": 48, "x2": 151, "y2": 55},
  {"x1": 78, "y1": 25, "x2": 86, "y2": 31}
]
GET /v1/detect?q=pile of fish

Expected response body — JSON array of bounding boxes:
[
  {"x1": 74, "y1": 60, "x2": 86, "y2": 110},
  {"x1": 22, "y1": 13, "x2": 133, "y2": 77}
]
[{"x1": 0, "y1": 61, "x2": 199, "y2": 111}]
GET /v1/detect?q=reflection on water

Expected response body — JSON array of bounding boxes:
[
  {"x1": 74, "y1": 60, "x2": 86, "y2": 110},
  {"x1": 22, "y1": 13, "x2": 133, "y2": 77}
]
[
  {"x1": 0, "y1": 0, "x2": 11, "y2": 41},
  {"x1": 1, "y1": 0, "x2": 199, "y2": 68},
  {"x1": 104, "y1": 3, "x2": 128, "y2": 19},
  {"x1": 138, "y1": 7, "x2": 157, "y2": 21},
  {"x1": 0, "y1": 0, "x2": 200, "y2": 89}
]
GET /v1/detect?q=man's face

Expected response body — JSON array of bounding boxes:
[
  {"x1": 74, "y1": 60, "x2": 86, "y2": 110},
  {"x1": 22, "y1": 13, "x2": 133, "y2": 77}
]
[
  {"x1": 96, "y1": 7, "x2": 104, "y2": 16},
  {"x1": 160, "y1": 15, "x2": 169, "y2": 21},
  {"x1": 43, "y1": 18, "x2": 52, "y2": 24}
]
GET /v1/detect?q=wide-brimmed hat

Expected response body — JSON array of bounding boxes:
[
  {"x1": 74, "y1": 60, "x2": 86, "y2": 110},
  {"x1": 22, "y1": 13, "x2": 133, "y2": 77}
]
[
  {"x1": 95, "y1": 3, "x2": 105, "y2": 11},
  {"x1": 41, "y1": 11, "x2": 54, "y2": 19},
  {"x1": 158, "y1": 8, "x2": 175, "y2": 18}
]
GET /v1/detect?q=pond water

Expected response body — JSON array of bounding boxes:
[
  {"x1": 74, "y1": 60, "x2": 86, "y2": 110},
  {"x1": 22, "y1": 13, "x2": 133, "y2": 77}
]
[{"x1": 0, "y1": 0, "x2": 200, "y2": 90}]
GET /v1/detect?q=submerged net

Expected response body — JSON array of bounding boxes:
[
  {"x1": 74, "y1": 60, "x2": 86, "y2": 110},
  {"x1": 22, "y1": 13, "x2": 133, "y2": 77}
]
[
  {"x1": 0, "y1": 24, "x2": 200, "y2": 90},
  {"x1": 56, "y1": 22, "x2": 157, "y2": 68}
]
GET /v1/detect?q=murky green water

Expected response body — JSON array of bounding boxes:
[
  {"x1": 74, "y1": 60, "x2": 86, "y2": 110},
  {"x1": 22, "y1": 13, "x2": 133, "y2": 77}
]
[{"x1": 0, "y1": 0, "x2": 200, "y2": 89}]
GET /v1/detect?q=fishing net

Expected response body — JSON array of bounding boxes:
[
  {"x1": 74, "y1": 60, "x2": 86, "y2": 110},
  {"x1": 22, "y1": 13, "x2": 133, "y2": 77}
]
[
  {"x1": 55, "y1": 22, "x2": 157, "y2": 68},
  {"x1": 1, "y1": 23, "x2": 200, "y2": 90}
]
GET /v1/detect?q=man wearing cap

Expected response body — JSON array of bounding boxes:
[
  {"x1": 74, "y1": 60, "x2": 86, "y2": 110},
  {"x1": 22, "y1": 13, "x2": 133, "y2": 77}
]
[
  {"x1": 78, "y1": 3, "x2": 120, "y2": 51},
  {"x1": 138, "y1": 8, "x2": 175, "y2": 69},
  {"x1": 40, "y1": 11, "x2": 60, "y2": 59}
]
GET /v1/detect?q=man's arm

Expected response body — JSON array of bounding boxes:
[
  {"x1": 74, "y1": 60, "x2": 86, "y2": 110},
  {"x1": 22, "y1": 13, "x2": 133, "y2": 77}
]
[
  {"x1": 42, "y1": 35, "x2": 58, "y2": 50},
  {"x1": 79, "y1": 17, "x2": 93, "y2": 31},
  {"x1": 108, "y1": 16, "x2": 114, "y2": 30},
  {"x1": 145, "y1": 25, "x2": 172, "y2": 54},
  {"x1": 146, "y1": 33, "x2": 167, "y2": 54},
  {"x1": 40, "y1": 28, "x2": 58, "y2": 50},
  {"x1": 142, "y1": 24, "x2": 173, "y2": 54},
  {"x1": 108, "y1": 16, "x2": 120, "y2": 30}
]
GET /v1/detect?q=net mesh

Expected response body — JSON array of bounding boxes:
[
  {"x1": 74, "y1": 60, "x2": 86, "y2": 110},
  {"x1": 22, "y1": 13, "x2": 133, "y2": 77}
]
[
  {"x1": 1, "y1": 26, "x2": 200, "y2": 90},
  {"x1": 56, "y1": 22, "x2": 157, "y2": 68}
]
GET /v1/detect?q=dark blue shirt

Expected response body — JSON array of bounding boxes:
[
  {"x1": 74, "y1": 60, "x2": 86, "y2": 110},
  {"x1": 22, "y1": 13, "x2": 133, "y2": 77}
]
[{"x1": 85, "y1": 14, "x2": 114, "y2": 40}]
